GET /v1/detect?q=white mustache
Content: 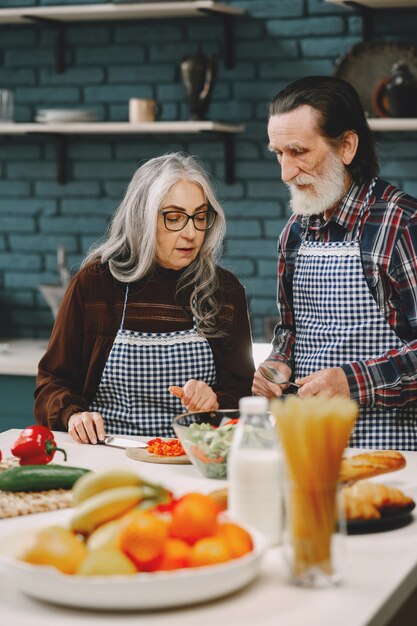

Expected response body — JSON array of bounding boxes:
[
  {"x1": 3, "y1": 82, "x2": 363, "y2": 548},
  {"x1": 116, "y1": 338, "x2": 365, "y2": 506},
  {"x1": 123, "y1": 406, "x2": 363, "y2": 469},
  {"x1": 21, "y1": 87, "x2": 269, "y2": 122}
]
[{"x1": 287, "y1": 174, "x2": 316, "y2": 186}]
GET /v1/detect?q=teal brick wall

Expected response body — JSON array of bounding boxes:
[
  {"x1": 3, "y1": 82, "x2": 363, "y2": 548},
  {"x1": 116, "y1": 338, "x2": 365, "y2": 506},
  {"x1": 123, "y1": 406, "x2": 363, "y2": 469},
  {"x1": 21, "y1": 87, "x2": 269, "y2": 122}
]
[{"x1": 0, "y1": 0, "x2": 416, "y2": 341}]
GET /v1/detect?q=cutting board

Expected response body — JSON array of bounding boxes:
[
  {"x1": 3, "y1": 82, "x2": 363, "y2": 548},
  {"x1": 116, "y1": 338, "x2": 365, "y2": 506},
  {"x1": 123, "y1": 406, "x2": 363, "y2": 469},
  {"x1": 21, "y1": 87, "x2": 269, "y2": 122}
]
[
  {"x1": 0, "y1": 458, "x2": 73, "y2": 519},
  {"x1": 126, "y1": 446, "x2": 190, "y2": 465}
]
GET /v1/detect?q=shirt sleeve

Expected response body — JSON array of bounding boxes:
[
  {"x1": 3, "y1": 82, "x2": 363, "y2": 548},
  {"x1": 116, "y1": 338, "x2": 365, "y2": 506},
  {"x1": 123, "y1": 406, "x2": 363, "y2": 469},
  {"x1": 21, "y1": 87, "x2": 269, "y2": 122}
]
[
  {"x1": 268, "y1": 230, "x2": 296, "y2": 370},
  {"x1": 212, "y1": 280, "x2": 255, "y2": 408},
  {"x1": 341, "y1": 214, "x2": 417, "y2": 407},
  {"x1": 34, "y1": 273, "x2": 90, "y2": 431}
]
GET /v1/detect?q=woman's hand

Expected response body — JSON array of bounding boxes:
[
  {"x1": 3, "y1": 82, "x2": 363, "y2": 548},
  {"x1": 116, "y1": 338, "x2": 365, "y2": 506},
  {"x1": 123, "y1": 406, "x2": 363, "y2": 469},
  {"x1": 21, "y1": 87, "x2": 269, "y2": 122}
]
[
  {"x1": 252, "y1": 361, "x2": 293, "y2": 398},
  {"x1": 169, "y1": 380, "x2": 219, "y2": 412},
  {"x1": 68, "y1": 411, "x2": 105, "y2": 444}
]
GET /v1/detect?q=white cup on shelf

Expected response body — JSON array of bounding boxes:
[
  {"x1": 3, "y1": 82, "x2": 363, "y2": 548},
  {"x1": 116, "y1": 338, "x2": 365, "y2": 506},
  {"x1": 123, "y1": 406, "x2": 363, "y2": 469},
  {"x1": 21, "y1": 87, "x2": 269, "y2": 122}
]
[{"x1": 129, "y1": 98, "x2": 158, "y2": 123}]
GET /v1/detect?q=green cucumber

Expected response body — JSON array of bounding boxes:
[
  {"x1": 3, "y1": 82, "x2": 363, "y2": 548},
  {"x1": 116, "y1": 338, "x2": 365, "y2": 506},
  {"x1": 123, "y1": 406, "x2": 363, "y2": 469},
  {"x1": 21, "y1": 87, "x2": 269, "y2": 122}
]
[{"x1": 0, "y1": 464, "x2": 90, "y2": 492}]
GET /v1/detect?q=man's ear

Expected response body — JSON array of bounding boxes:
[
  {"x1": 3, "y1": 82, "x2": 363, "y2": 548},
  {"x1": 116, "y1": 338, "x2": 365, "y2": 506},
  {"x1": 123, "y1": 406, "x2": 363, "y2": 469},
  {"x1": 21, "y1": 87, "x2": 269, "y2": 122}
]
[{"x1": 340, "y1": 130, "x2": 359, "y2": 165}]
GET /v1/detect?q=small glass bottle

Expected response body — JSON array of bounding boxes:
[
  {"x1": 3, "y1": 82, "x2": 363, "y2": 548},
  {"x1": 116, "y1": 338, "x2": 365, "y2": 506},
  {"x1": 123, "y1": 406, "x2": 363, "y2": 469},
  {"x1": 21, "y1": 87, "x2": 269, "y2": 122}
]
[{"x1": 228, "y1": 396, "x2": 283, "y2": 546}]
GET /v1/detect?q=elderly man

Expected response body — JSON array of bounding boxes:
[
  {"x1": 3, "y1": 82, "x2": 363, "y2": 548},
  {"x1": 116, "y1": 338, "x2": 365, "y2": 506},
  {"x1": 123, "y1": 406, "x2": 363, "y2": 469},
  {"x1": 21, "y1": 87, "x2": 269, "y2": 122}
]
[{"x1": 253, "y1": 75, "x2": 417, "y2": 449}]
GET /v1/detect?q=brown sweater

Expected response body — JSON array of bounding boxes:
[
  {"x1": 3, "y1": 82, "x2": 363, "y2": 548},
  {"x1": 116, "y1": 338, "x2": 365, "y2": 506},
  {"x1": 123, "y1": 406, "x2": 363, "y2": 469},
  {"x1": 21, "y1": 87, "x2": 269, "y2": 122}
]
[{"x1": 34, "y1": 262, "x2": 255, "y2": 431}]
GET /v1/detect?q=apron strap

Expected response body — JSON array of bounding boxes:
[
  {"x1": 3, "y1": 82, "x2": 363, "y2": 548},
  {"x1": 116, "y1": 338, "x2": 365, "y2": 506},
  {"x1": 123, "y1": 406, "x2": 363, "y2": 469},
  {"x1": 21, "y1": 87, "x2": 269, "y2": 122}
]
[
  {"x1": 120, "y1": 284, "x2": 129, "y2": 330},
  {"x1": 348, "y1": 177, "x2": 377, "y2": 241}
]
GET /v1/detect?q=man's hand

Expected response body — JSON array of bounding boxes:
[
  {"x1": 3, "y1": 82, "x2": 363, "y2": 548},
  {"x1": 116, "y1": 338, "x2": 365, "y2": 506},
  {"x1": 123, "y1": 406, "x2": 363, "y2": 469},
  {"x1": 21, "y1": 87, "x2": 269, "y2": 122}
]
[
  {"x1": 252, "y1": 361, "x2": 293, "y2": 398},
  {"x1": 68, "y1": 411, "x2": 105, "y2": 444},
  {"x1": 295, "y1": 367, "x2": 350, "y2": 398}
]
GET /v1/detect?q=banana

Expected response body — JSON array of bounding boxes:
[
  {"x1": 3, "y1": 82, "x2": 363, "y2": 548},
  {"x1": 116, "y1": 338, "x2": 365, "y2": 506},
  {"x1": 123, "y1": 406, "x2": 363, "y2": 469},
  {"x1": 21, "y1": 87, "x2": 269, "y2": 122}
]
[
  {"x1": 72, "y1": 468, "x2": 141, "y2": 505},
  {"x1": 70, "y1": 485, "x2": 145, "y2": 535}
]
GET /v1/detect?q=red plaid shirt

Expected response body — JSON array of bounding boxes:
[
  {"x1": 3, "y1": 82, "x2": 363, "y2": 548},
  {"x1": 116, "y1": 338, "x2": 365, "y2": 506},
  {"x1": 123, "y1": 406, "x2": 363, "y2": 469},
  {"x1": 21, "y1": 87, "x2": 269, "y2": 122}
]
[{"x1": 269, "y1": 178, "x2": 417, "y2": 409}]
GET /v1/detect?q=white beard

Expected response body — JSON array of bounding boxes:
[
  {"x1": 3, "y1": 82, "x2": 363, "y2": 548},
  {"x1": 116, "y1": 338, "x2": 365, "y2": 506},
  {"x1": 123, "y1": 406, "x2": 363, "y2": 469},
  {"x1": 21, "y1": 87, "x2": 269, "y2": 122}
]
[{"x1": 286, "y1": 151, "x2": 347, "y2": 217}]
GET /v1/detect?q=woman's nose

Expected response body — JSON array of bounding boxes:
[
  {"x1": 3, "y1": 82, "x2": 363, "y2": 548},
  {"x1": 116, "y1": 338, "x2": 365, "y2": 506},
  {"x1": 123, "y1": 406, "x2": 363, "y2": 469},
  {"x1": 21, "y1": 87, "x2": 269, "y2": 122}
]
[{"x1": 181, "y1": 218, "x2": 197, "y2": 238}]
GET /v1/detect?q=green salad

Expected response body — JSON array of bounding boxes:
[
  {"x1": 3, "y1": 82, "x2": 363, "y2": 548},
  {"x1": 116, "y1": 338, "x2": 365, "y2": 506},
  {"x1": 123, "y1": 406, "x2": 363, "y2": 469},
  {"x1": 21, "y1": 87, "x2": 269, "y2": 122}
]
[{"x1": 184, "y1": 420, "x2": 237, "y2": 479}]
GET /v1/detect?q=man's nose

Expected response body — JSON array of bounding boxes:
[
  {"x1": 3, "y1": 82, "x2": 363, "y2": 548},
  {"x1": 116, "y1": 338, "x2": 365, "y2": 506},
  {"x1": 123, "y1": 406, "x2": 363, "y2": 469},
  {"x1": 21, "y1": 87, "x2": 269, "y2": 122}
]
[{"x1": 280, "y1": 155, "x2": 300, "y2": 183}]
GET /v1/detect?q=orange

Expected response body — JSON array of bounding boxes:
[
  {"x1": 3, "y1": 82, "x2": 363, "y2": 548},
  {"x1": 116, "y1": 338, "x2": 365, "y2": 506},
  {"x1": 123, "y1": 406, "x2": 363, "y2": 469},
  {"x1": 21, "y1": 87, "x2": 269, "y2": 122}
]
[
  {"x1": 118, "y1": 510, "x2": 168, "y2": 571},
  {"x1": 158, "y1": 539, "x2": 192, "y2": 571},
  {"x1": 169, "y1": 493, "x2": 219, "y2": 545},
  {"x1": 190, "y1": 536, "x2": 231, "y2": 567},
  {"x1": 216, "y1": 522, "x2": 253, "y2": 559},
  {"x1": 22, "y1": 526, "x2": 87, "y2": 575}
]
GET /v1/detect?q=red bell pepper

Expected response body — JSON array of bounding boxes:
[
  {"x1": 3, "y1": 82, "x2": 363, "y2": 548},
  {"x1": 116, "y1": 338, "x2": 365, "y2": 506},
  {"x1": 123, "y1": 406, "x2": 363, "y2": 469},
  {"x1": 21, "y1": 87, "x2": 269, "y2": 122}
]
[{"x1": 11, "y1": 425, "x2": 67, "y2": 466}]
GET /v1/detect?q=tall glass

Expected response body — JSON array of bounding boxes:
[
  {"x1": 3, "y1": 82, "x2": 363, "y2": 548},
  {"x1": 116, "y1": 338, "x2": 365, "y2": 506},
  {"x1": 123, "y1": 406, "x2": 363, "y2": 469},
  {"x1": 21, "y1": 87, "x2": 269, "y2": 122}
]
[
  {"x1": 271, "y1": 395, "x2": 357, "y2": 589},
  {"x1": 282, "y1": 480, "x2": 346, "y2": 587}
]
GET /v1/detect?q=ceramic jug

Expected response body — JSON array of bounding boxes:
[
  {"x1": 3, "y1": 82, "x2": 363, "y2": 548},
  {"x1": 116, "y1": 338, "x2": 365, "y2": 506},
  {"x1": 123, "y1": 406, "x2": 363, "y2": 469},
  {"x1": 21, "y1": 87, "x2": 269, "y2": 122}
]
[
  {"x1": 180, "y1": 47, "x2": 215, "y2": 120},
  {"x1": 373, "y1": 62, "x2": 417, "y2": 118}
]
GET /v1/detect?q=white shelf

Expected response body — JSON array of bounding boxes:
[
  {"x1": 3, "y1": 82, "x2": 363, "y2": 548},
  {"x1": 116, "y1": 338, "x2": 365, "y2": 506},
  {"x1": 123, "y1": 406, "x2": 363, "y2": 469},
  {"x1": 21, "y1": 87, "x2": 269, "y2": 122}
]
[
  {"x1": 367, "y1": 118, "x2": 417, "y2": 131},
  {"x1": 0, "y1": 121, "x2": 244, "y2": 184},
  {"x1": 0, "y1": 121, "x2": 244, "y2": 135},
  {"x1": 0, "y1": 2, "x2": 244, "y2": 24},
  {"x1": 325, "y1": 0, "x2": 417, "y2": 8}
]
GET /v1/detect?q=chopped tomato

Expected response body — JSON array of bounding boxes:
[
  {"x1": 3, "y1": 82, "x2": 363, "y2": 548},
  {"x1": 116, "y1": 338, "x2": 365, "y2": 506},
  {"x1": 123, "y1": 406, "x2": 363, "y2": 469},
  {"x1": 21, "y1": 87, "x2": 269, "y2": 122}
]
[{"x1": 147, "y1": 438, "x2": 186, "y2": 457}]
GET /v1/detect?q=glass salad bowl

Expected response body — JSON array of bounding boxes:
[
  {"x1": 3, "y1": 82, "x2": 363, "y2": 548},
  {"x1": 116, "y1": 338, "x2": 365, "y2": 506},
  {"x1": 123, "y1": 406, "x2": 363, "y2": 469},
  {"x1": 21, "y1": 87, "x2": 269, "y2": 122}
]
[{"x1": 173, "y1": 410, "x2": 239, "y2": 479}]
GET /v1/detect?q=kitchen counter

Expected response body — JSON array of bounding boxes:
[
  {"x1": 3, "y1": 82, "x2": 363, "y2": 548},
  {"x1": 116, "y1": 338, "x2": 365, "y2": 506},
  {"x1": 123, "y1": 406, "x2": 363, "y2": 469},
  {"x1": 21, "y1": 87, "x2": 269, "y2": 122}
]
[
  {"x1": 0, "y1": 339, "x2": 48, "y2": 376},
  {"x1": 0, "y1": 429, "x2": 416, "y2": 626},
  {"x1": 0, "y1": 339, "x2": 273, "y2": 376}
]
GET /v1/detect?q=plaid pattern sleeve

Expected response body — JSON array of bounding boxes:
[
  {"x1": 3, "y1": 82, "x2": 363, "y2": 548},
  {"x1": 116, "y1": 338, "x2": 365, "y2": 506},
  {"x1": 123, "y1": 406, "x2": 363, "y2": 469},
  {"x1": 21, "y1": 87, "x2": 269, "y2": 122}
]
[
  {"x1": 269, "y1": 216, "x2": 299, "y2": 369},
  {"x1": 341, "y1": 193, "x2": 417, "y2": 407}
]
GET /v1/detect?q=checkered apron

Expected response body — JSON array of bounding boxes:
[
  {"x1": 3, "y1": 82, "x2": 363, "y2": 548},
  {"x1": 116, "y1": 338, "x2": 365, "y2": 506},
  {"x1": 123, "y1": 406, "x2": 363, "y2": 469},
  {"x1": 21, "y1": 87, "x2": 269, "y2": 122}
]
[
  {"x1": 293, "y1": 185, "x2": 417, "y2": 450},
  {"x1": 89, "y1": 285, "x2": 217, "y2": 437}
]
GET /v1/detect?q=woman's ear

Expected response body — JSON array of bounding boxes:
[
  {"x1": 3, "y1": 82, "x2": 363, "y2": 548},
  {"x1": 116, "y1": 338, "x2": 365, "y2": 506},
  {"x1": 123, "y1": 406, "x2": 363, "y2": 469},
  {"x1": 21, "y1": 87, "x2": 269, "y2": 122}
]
[{"x1": 341, "y1": 130, "x2": 359, "y2": 165}]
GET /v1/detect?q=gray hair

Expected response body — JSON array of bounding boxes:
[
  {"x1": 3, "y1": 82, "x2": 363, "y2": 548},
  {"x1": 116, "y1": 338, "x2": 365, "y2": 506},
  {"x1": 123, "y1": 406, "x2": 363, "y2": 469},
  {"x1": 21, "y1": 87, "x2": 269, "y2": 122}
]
[{"x1": 83, "y1": 152, "x2": 227, "y2": 337}]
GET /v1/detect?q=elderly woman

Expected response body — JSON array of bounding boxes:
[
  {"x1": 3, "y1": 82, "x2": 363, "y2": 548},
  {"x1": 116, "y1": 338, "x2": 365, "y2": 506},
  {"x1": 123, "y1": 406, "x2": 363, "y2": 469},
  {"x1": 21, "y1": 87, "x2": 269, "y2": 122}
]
[{"x1": 35, "y1": 153, "x2": 254, "y2": 444}]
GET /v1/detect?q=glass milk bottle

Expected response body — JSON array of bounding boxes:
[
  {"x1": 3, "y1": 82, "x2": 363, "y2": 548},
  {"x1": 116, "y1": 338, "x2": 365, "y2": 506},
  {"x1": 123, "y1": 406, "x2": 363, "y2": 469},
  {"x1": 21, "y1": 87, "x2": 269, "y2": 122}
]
[{"x1": 228, "y1": 396, "x2": 283, "y2": 546}]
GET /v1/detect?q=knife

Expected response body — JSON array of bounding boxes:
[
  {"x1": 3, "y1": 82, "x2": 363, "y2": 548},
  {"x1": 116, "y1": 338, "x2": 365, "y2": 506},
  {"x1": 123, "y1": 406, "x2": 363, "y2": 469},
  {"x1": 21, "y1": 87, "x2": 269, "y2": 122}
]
[{"x1": 101, "y1": 435, "x2": 148, "y2": 449}]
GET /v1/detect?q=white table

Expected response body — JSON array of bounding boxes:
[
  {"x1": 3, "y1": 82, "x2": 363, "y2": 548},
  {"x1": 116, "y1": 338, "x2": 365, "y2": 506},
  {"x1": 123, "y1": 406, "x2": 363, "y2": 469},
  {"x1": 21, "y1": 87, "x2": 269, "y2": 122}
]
[{"x1": 0, "y1": 429, "x2": 416, "y2": 626}]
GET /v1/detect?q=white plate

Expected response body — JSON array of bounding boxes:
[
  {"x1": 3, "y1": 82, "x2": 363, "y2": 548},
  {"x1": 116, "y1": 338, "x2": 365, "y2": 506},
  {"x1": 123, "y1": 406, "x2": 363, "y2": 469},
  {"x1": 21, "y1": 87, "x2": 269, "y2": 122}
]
[
  {"x1": 0, "y1": 528, "x2": 266, "y2": 610},
  {"x1": 35, "y1": 109, "x2": 98, "y2": 123}
]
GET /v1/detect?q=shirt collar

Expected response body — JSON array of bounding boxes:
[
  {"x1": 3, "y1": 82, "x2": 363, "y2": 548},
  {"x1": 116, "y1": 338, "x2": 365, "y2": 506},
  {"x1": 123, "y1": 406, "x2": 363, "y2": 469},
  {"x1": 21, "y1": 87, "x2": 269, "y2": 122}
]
[{"x1": 303, "y1": 179, "x2": 375, "y2": 233}]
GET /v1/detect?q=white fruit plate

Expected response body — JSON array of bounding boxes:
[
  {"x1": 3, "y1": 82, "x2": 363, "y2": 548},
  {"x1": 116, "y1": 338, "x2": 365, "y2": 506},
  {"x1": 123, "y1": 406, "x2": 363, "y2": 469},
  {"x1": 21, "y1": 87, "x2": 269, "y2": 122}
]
[{"x1": 0, "y1": 526, "x2": 266, "y2": 610}]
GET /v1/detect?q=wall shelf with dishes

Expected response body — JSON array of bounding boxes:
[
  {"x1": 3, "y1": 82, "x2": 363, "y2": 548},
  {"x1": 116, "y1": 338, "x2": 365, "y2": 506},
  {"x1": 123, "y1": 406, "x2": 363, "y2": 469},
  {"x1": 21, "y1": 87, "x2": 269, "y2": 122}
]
[
  {"x1": 0, "y1": 2, "x2": 246, "y2": 184},
  {"x1": 326, "y1": 0, "x2": 417, "y2": 131}
]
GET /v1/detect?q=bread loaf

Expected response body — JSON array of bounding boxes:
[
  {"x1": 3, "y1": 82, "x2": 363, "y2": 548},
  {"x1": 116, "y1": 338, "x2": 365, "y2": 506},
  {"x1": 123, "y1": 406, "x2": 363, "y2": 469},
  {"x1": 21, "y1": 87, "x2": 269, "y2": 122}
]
[
  {"x1": 339, "y1": 450, "x2": 406, "y2": 483},
  {"x1": 342, "y1": 481, "x2": 414, "y2": 520}
]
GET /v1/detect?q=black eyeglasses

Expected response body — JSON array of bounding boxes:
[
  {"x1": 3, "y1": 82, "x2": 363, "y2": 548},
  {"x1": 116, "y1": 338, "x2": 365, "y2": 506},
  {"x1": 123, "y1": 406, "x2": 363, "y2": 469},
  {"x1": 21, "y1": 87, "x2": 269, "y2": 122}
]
[{"x1": 161, "y1": 209, "x2": 217, "y2": 232}]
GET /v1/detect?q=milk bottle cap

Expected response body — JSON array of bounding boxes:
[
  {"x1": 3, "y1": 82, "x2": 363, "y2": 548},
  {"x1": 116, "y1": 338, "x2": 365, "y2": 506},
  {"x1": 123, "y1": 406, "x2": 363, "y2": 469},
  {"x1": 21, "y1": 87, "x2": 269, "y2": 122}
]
[{"x1": 239, "y1": 396, "x2": 268, "y2": 415}]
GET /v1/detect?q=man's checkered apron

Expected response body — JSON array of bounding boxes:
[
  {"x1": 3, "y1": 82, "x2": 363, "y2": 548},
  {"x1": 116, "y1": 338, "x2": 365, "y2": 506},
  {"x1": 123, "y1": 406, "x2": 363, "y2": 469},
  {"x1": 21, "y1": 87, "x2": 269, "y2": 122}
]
[
  {"x1": 90, "y1": 285, "x2": 217, "y2": 437},
  {"x1": 293, "y1": 183, "x2": 417, "y2": 449}
]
